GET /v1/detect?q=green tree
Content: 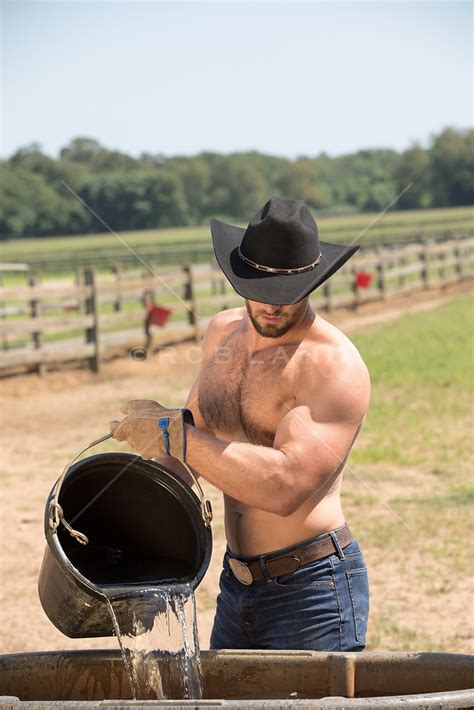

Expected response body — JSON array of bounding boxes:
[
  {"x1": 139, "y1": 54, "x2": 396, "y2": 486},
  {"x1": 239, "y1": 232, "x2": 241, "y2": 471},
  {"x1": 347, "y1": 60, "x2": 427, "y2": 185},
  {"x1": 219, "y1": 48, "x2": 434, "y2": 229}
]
[
  {"x1": 80, "y1": 168, "x2": 190, "y2": 230},
  {"x1": 430, "y1": 128, "x2": 474, "y2": 206},
  {"x1": 1, "y1": 128, "x2": 472, "y2": 240},
  {"x1": 0, "y1": 164, "x2": 80, "y2": 238},
  {"x1": 60, "y1": 137, "x2": 136, "y2": 173},
  {"x1": 276, "y1": 160, "x2": 332, "y2": 209},
  {"x1": 207, "y1": 156, "x2": 267, "y2": 220},
  {"x1": 173, "y1": 157, "x2": 211, "y2": 223},
  {"x1": 394, "y1": 144, "x2": 432, "y2": 209}
]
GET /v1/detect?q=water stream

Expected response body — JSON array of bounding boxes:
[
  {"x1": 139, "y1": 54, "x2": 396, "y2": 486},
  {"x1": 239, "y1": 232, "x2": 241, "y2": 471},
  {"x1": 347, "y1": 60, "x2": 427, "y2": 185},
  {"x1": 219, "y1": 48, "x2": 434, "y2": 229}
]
[{"x1": 106, "y1": 583, "x2": 202, "y2": 700}]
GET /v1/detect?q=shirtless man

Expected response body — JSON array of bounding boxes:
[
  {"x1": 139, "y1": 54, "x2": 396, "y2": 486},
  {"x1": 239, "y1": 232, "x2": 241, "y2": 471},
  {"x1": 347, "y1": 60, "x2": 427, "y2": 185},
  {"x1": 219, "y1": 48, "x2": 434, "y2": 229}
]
[{"x1": 111, "y1": 197, "x2": 371, "y2": 651}]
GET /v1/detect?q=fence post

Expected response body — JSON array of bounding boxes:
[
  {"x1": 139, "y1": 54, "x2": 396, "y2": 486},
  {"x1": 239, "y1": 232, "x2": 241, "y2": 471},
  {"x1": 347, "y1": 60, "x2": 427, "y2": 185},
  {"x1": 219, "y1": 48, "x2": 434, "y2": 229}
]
[
  {"x1": 209, "y1": 259, "x2": 218, "y2": 297},
  {"x1": 75, "y1": 268, "x2": 84, "y2": 314},
  {"x1": 350, "y1": 265, "x2": 359, "y2": 310},
  {"x1": 438, "y1": 248, "x2": 447, "y2": 287},
  {"x1": 183, "y1": 263, "x2": 200, "y2": 342},
  {"x1": 112, "y1": 263, "x2": 123, "y2": 312},
  {"x1": 376, "y1": 253, "x2": 387, "y2": 301},
  {"x1": 454, "y1": 243, "x2": 463, "y2": 281},
  {"x1": 399, "y1": 254, "x2": 407, "y2": 289},
  {"x1": 142, "y1": 262, "x2": 157, "y2": 313},
  {"x1": 211, "y1": 258, "x2": 226, "y2": 295},
  {"x1": 0, "y1": 269, "x2": 6, "y2": 352},
  {"x1": 323, "y1": 280, "x2": 332, "y2": 312},
  {"x1": 419, "y1": 244, "x2": 430, "y2": 289},
  {"x1": 28, "y1": 270, "x2": 45, "y2": 376},
  {"x1": 84, "y1": 268, "x2": 100, "y2": 373}
]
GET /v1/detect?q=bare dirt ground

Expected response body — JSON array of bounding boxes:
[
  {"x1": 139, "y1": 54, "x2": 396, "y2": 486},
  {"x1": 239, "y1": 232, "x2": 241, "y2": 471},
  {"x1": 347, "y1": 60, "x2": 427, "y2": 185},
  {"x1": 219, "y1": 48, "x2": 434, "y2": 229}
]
[{"x1": 0, "y1": 280, "x2": 472, "y2": 655}]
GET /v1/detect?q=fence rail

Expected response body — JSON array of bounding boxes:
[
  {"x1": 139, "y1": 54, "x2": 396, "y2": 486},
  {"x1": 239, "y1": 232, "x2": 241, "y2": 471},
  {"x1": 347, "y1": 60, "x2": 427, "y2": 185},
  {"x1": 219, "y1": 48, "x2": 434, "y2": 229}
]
[{"x1": 0, "y1": 237, "x2": 472, "y2": 375}]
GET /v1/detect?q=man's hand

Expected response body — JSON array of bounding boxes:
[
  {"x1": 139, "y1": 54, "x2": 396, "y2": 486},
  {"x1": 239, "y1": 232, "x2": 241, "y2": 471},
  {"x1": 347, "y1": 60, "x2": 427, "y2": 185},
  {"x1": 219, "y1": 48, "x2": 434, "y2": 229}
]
[{"x1": 110, "y1": 399, "x2": 194, "y2": 462}]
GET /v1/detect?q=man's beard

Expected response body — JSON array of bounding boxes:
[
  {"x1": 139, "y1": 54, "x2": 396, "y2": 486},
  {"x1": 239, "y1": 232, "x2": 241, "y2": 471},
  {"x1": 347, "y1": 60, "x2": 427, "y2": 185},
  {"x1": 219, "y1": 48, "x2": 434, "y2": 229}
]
[{"x1": 245, "y1": 299, "x2": 308, "y2": 338}]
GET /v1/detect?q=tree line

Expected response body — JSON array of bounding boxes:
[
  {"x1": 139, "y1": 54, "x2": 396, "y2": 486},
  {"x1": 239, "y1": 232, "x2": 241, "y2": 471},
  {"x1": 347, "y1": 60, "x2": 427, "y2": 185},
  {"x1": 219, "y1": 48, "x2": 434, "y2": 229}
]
[{"x1": 0, "y1": 127, "x2": 472, "y2": 240}]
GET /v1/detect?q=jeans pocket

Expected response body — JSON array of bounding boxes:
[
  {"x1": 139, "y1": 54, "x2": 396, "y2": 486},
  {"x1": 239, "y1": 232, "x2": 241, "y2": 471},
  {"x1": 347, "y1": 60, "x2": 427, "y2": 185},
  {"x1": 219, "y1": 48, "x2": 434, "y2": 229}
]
[
  {"x1": 346, "y1": 567, "x2": 370, "y2": 645},
  {"x1": 273, "y1": 561, "x2": 335, "y2": 589}
]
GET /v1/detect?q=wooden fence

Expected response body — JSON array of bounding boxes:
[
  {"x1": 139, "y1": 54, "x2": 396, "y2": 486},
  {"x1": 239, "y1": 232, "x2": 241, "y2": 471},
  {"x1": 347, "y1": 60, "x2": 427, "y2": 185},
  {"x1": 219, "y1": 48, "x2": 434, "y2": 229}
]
[{"x1": 0, "y1": 237, "x2": 472, "y2": 375}]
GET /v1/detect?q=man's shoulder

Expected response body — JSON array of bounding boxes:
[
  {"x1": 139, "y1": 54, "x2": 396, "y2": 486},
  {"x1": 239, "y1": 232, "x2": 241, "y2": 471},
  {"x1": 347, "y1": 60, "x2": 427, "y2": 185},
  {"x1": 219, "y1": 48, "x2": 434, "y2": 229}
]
[
  {"x1": 206, "y1": 307, "x2": 245, "y2": 337},
  {"x1": 304, "y1": 330, "x2": 367, "y2": 374},
  {"x1": 201, "y1": 307, "x2": 245, "y2": 355},
  {"x1": 296, "y1": 327, "x2": 371, "y2": 419},
  {"x1": 209, "y1": 306, "x2": 245, "y2": 328}
]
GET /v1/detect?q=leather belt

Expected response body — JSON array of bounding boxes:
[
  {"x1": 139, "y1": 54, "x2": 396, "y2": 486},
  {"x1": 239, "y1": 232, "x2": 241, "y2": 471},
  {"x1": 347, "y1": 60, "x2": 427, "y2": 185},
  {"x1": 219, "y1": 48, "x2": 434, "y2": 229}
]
[{"x1": 226, "y1": 522, "x2": 353, "y2": 585}]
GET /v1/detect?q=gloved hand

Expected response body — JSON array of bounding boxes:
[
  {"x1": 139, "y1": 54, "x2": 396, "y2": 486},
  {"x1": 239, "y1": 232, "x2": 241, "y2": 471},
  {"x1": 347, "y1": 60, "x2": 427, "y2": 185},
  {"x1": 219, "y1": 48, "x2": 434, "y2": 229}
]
[{"x1": 110, "y1": 399, "x2": 195, "y2": 462}]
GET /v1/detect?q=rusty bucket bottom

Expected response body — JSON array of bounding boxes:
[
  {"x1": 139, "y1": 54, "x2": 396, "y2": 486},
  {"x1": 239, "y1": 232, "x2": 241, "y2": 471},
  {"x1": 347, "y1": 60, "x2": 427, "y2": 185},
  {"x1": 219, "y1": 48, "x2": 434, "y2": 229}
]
[{"x1": 0, "y1": 649, "x2": 473, "y2": 708}]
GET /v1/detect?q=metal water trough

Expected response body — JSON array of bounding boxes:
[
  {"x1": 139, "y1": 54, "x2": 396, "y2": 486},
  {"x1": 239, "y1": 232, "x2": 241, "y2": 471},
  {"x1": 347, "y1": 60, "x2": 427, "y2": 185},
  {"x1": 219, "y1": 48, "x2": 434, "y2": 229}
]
[{"x1": 0, "y1": 649, "x2": 473, "y2": 708}]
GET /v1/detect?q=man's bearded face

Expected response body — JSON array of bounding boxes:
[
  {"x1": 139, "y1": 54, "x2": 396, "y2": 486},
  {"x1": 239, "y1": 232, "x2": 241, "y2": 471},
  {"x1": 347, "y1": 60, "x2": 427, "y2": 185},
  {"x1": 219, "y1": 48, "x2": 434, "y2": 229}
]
[{"x1": 245, "y1": 297, "x2": 309, "y2": 338}]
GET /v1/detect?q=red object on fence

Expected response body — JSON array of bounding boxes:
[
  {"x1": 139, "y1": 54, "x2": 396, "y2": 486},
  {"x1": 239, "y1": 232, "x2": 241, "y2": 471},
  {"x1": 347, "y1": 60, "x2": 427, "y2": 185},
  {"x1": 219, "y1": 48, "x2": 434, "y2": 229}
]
[
  {"x1": 355, "y1": 271, "x2": 373, "y2": 288},
  {"x1": 146, "y1": 304, "x2": 172, "y2": 327}
]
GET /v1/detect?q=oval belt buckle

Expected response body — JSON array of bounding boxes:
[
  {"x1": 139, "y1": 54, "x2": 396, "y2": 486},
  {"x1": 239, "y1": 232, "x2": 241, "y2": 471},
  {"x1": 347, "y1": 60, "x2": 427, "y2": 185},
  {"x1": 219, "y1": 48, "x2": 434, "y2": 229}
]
[{"x1": 228, "y1": 558, "x2": 253, "y2": 585}]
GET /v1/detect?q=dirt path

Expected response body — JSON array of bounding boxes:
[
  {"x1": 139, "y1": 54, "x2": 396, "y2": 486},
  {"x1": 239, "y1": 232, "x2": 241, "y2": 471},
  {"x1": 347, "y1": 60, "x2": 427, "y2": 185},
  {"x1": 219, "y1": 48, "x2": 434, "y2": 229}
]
[{"x1": 0, "y1": 280, "x2": 471, "y2": 655}]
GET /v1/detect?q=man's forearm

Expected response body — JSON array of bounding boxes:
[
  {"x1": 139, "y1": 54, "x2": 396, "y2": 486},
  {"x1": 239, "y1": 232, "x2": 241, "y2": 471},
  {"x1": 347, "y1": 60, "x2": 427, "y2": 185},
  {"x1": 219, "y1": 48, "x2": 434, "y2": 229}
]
[
  {"x1": 185, "y1": 425, "x2": 293, "y2": 515},
  {"x1": 152, "y1": 455, "x2": 196, "y2": 486}
]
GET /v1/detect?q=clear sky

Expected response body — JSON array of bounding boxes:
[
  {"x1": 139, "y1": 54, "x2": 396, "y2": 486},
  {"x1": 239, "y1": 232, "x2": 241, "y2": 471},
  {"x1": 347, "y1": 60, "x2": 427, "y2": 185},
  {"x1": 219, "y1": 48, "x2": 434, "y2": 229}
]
[{"x1": 1, "y1": 0, "x2": 472, "y2": 160}]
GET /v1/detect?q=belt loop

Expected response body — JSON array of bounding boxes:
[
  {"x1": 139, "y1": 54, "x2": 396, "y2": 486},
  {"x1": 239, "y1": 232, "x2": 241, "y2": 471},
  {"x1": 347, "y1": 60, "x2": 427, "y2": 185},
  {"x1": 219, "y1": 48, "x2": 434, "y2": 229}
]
[
  {"x1": 329, "y1": 530, "x2": 346, "y2": 560},
  {"x1": 258, "y1": 557, "x2": 272, "y2": 582}
]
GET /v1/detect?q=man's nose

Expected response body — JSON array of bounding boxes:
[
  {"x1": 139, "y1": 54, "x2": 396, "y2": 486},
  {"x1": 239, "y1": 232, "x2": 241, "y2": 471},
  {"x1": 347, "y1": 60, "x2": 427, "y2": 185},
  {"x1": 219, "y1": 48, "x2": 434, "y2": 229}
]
[{"x1": 263, "y1": 304, "x2": 282, "y2": 314}]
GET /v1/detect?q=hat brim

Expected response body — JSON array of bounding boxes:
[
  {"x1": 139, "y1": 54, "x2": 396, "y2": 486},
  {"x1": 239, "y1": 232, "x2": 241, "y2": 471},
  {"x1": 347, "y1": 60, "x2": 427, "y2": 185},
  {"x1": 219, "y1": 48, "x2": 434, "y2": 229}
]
[{"x1": 210, "y1": 218, "x2": 360, "y2": 306}]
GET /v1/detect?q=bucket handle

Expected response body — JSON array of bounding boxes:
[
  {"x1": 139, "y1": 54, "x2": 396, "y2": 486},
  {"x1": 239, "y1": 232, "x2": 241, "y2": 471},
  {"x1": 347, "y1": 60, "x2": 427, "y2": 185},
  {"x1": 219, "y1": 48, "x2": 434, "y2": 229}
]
[{"x1": 48, "y1": 433, "x2": 213, "y2": 546}]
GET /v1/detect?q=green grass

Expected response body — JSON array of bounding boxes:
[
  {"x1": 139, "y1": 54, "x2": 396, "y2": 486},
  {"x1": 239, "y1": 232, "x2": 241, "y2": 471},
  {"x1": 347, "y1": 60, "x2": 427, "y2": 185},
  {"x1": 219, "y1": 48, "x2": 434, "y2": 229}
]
[
  {"x1": 349, "y1": 293, "x2": 473, "y2": 468},
  {"x1": 355, "y1": 295, "x2": 472, "y2": 388}
]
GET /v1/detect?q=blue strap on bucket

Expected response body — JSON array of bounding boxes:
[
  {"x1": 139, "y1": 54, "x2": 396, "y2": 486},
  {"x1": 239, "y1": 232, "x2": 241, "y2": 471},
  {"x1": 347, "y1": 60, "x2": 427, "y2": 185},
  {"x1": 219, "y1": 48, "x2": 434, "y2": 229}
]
[{"x1": 158, "y1": 417, "x2": 171, "y2": 455}]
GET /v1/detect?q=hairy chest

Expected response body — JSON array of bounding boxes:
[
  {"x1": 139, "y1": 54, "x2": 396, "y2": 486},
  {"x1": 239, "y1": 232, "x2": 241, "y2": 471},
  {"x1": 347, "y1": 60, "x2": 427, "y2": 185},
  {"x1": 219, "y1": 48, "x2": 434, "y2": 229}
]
[{"x1": 198, "y1": 336, "x2": 299, "y2": 446}]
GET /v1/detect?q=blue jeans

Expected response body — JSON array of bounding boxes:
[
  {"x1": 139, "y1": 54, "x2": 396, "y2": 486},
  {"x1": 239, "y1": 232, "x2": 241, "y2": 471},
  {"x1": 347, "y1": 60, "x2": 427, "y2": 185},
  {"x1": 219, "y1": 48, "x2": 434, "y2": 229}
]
[{"x1": 210, "y1": 533, "x2": 369, "y2": 651}]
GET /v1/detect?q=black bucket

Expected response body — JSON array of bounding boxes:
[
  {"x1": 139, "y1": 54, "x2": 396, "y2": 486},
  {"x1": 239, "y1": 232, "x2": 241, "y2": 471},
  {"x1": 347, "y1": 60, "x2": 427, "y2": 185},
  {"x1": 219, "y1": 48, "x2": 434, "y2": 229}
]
[{"x1": 38, "y1": 436, "x2": 212, "y2": 639}]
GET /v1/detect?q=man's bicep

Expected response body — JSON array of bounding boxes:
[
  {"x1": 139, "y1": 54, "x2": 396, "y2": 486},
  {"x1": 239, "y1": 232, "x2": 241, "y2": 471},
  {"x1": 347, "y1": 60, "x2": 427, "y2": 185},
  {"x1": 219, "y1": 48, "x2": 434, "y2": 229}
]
[
  {"x1": 273, "y1": 362, "x2": 370, "y2": 492},
  {"x1": 274, "y1": 405, "x2": 361, "y2": 482}
]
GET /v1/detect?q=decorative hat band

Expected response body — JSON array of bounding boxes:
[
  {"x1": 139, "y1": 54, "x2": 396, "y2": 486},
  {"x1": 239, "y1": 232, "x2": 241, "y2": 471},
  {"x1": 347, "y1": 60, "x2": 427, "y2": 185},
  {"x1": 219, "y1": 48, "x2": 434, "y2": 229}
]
[{"x1": 238, "y1": 247, "x2": 322, "y2": 275}]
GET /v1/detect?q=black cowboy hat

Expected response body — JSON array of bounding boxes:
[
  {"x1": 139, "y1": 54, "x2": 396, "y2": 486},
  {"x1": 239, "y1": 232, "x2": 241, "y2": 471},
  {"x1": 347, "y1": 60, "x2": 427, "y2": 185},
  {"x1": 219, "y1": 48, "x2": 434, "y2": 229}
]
[{"x1": 211, "y1": 196, "x2": 360, "y2": 306}]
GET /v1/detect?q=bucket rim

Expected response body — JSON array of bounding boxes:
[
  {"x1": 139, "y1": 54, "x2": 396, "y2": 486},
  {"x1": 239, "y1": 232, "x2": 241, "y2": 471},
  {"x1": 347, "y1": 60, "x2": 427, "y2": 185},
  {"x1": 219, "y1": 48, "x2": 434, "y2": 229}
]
[{"x1": 44, "y1": 452, "x2": 212, "y2": 598}]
